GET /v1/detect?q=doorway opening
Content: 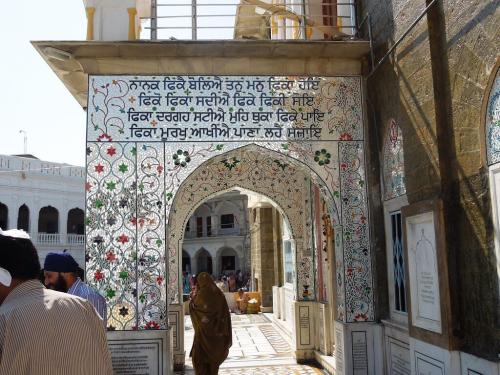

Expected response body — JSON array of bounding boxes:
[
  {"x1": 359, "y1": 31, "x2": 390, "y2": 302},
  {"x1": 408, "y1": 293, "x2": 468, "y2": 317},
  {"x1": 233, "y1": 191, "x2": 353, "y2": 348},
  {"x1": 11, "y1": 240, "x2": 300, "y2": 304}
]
[{"x1": 181, "y1": 188, "x2": 299, "y2": 369}]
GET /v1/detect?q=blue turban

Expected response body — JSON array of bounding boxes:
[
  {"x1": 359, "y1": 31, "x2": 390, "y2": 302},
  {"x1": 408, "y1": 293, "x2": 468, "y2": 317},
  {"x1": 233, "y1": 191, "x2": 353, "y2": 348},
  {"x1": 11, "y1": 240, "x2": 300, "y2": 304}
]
[{"x1": 44, "y1": 252, "x2": 79, "y2": 273}]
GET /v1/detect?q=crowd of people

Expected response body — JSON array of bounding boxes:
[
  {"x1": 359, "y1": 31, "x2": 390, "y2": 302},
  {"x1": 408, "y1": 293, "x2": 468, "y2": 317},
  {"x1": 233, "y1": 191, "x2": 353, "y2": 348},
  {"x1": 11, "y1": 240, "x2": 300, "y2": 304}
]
[
  {"x1": 183, "y1": 270, "x2": 250, "y2": 295},
  {"x1": 0, "y1": 228, "x2": 235, "y2": 374}
]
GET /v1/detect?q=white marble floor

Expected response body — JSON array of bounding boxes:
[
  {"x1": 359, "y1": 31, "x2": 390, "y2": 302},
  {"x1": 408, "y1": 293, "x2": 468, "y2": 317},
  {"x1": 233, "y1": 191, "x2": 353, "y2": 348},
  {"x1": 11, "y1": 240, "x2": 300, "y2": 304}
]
[{"x1": 180, "y1": 313, "x2": 326, "y2": 374}]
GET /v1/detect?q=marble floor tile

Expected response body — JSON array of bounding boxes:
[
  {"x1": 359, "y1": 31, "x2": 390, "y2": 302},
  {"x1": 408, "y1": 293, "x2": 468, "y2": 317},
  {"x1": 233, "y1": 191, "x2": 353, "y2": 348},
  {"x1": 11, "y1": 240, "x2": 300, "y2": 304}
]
[{"x1": 180, "y1": 313, "x2": 327, "y2": 374}]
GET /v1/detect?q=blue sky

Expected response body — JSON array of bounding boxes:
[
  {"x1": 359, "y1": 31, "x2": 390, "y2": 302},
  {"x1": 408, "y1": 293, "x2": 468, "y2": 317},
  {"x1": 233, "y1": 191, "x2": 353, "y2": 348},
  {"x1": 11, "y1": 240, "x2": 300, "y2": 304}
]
[
  {"x1": 0, "y1": 1, "x2": 87, "y2": 166},
  {"x1": 0, "y1": 1, "x2": 238, "y2": 166}
]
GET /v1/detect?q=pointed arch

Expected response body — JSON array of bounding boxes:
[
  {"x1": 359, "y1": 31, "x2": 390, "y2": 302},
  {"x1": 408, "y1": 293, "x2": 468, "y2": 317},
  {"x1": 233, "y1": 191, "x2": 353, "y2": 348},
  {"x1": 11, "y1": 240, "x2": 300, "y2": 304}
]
[
  {"x1": 166, "y1": 145, "x2": 314, "y2": 305},
  {"x1": 17, "y1": 204, "x2": 30, "y2": 232},
  {"x1": 0, "y1": 202, "x2": 8, "y2": 230},
  {"x1": 67, "y1": 207, "x2": 85, "y2": 234},
  {"x1": 168, "y1": 143, "x2": 338, "y2": 237},
  {"x1": 38, "y1": 206, "x2": 59, "y2": 233},
  {"x1": 195, "y1": 248, "x2": 213, "y2": 275}
]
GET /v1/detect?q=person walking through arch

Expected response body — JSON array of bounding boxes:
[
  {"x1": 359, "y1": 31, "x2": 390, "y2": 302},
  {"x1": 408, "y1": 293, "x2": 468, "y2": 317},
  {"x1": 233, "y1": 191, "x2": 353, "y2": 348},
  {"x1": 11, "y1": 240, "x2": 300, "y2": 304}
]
[{"x1": 189, "y1": 272, "x2": 232, "y2": 375}]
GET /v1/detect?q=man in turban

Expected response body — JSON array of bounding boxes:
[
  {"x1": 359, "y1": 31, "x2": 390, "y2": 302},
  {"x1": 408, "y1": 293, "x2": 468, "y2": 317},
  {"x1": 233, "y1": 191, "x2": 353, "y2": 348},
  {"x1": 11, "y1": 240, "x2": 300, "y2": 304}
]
[
  {"x1": 44, "y1": 252, "x2": 106, "y2": 322},
  {"x1": 0, "y1": 230, "x2": 112, "y2": 374}
]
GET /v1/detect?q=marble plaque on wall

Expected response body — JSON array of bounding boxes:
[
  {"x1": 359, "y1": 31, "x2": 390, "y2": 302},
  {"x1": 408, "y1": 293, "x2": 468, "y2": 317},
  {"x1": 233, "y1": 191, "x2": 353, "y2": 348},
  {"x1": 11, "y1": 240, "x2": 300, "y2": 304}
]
[
  {"x1": 335, "y1": 323, "x2": 345, "y2": 375},
  {"x1": 415, "y1": 351, "x2": 445, "y2": 375},
  {"x1": 406, "y1": 211, "x2": 442, "y2": 334},
  {"x1": 388, "y1": 338, "x2": 410, "y2": 375},
  {"x1": 351, "y1": 331, "x2": 368, "y2": 375},
  {"x1": 107, "y1": 330, "x2": 171, "y2": 375}
]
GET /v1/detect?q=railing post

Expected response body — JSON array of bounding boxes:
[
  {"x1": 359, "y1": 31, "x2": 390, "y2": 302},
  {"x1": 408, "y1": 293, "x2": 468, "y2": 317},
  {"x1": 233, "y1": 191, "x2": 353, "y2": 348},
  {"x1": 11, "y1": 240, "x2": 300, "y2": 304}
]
[
  {"x1": 127, "y1": 7, "x2": 138, "y2": 40},
  {"x1": 192, "y1": 0, "x2": 198, "y2": 40},
  {"x1": 151, "y1": 0, "x2": 157, "y2": 40},
  {"x1": 301, "y1": 0, "x2": 307, "y2": 39},
  {"x1": 85, "y1": 7, "x2": 95, "y2": 41}
]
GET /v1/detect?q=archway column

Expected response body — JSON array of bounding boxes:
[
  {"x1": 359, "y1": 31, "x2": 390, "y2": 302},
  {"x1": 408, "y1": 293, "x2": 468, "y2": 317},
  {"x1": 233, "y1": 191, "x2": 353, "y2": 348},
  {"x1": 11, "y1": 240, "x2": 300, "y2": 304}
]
[
  {"x1": 31, "y1": 205, "x2": 40, "y2": 239},
  {"x1": 60, "y1": 207, "x2": 68, "y2": 244},
  {"x1": 8, "y1": 204, "x2": 17, "y2": 230},
  {"x1": 210, "y1": 215, "x2": 218, "y2": 236},
  {"x1": 190, "y1": 254, "x2": 197, "y2": 274},
  {"x1": 211, "y1": 253, "x2": 219, "y2": 277}
]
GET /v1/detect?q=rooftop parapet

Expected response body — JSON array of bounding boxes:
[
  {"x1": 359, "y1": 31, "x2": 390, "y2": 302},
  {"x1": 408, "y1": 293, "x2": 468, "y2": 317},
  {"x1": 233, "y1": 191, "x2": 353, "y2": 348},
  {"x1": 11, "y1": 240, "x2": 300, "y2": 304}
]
[
  {"x1": 82, "y1": 0, "x2": 356, "y2": 41},
  {"x1": 0, "y1": 154, "x2": 85, "y2": 179}
]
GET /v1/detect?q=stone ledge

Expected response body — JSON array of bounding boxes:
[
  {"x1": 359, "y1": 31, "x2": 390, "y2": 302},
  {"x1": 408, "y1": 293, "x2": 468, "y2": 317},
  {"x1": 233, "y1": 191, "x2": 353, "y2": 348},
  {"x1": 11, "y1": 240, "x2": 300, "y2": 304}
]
[{"x1": 31, "y1": 40, "x2": 369, "y2": 108}]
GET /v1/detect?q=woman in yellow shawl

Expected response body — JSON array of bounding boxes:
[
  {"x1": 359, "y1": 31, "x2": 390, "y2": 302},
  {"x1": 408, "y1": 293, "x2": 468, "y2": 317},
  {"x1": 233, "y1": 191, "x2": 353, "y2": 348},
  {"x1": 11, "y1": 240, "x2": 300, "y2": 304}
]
[{"x1": 189, "y1": 272, "x2": 232, "y2": 374}]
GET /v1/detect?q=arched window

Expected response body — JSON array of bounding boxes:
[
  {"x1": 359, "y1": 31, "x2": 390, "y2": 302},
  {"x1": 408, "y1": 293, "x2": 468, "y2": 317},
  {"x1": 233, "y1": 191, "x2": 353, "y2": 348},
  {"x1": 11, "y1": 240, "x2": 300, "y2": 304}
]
[
  {"x1": 196, "y1": 248, "x2": 213, "y2": 275},
  {"x1": 38, "y1": 206, "x2": 59, "y2": 233},
  {"x1": 182, "y1": 250, "x2": 191, "y2": 273},
  {"x1": 0, "y1": 203, "x2": 8, "y2": 230},
  {"x1": 67, "y1": 208, "x2": 84, "y2": 234},
  {"x1": 382, "y1": 119, "x2": 406, "y2": 201},
  {"x1": 17, "y1": 204, "x2": 30, "y2": 232},
  {"x1": 486, "y1": 69, "x2": 500, "y2": 165},
  {"x1": 218, "y1": 247, "x2": 237, "y2": 274}
]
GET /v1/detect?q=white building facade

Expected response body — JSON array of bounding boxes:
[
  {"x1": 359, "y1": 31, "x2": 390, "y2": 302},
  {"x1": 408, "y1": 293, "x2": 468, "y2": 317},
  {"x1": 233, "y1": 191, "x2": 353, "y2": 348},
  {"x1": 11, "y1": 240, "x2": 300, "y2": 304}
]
[
  {"x1": 0, "y1": 154, "x2": 85, "y2": 267},
  {"x1": 181, "y1": 190, "x2": 249, "y2": 277}
]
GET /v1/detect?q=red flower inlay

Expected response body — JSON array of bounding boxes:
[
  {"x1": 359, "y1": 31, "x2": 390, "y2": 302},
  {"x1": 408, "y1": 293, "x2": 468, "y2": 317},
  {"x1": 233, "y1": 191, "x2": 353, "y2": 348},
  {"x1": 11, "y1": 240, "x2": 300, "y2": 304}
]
[
  {"x1": 107, "y1": 146, "x2": 117, "y2": 157},
  {"x1": 85, "y1": 182, "x2": 92, "y2": 192},
  {"x1": 106, "y1": 251, "x2": 116, "y2": 262},
  {"x1": 340, "y1": 163, "x2": 348, "y2": 171},
  {"x1": 94, "y1": 270, "x2": 104, "y2": 281},
  {"x1": 145, "y1": 321, "x2": 160, "y2": 330},
  {"x1": 95, "y1": 164, "x2": 104, "y2": 173},
  {"x1": 118, "y1": 234, "x2": 129, "y2": 244},
  {"x1": 354, "y1": 313, "x2": 368, "y2": 322},
  {"x1": 97, "y1": 133, "x2": 112, "y2": 142},
  {"x1": 157, "y1": 165, "x2": 164, "y2": 174},
  {"x1": 130, "y1": 217, "x2": 145, "y2": 227},
  {"x1": 340, "y1": 133, "x2": 353, "y2": 141},
  {"x1": 156, "y1": 276, "x2": 164, "y2": 285}
]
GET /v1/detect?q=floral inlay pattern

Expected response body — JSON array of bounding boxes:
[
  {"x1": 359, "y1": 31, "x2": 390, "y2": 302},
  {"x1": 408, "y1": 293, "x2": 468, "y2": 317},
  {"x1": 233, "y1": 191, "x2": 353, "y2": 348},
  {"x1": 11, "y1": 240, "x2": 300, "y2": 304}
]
[
  {"x1": 85, "y1": 75, "x2": 373, "y2": 330},
  {"x1": 487, "y1": 69, "x2": 500, "y2": 165},
  {"x1": 382, "y1": 119, "x2": 406, "y2": 200},
  {"x1": 86, "y1": 142, "x2": 137, "y2": 330}
]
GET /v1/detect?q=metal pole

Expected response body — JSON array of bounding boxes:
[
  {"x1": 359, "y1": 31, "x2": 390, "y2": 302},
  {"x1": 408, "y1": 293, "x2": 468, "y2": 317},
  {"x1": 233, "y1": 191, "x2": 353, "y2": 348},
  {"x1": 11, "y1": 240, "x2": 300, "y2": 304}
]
[
  {"x1": 192, "y1": 0, "x2": 197, "y2": 40},
  {"x1": 367, "y1": 0, "x2": 438, "y2": 79},
  {"x1": 151, "y1": 0, "x2": 157, "y2": 40},
  {"x1": 19, "y1": 130, "x2": 27, "y2": 154},
  {"x1": 358, "y1": 13, "x2": 374, "y2": 68},
  {"x1": 367, "y1": 14, "x2": 374, "y2": 70}
]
